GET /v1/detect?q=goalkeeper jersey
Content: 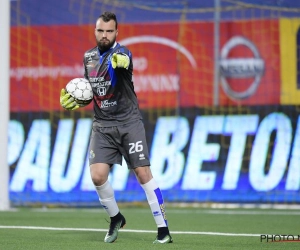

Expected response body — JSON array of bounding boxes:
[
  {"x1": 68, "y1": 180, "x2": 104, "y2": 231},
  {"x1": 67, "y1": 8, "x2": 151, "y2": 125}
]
[{"x1": 83, "y1": 43, "x2": 142, "y2": 127}]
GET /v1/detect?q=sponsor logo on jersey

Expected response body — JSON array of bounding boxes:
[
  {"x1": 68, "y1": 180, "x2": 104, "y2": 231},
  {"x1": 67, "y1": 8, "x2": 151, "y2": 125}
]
[
  {"x1": 85, "y1": 51, "x2": 97, "y2": 58},
  {"x1": 97, "y1": 87, "x2": 106, "y2": 96},
  {"x1": 100, "y1": 100, "x2": 117, "y2": 108},
  {"x1": 85, "y1": 51, "x2": 97, "y2": 64},
  {"x1": 139, "y1": 153, "x2": 145, "y2": 160},
  {"x1": 89, "y1": 77, "x2": 100, "y2": 82},
  {"x1": 99, "y1": 81, "x2": 111, "y2": 87}
]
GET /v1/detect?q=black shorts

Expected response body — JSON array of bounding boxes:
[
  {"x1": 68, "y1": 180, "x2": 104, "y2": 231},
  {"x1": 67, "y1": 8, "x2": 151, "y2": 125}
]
[{"x1": 89, "y1": 120, "x2": 151, "y2": 169}]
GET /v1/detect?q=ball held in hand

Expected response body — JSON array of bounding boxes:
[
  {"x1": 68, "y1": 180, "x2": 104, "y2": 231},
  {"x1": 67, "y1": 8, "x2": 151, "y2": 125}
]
[{"x1": 65, "y1": 78, "x2": 93, "y2": 106}]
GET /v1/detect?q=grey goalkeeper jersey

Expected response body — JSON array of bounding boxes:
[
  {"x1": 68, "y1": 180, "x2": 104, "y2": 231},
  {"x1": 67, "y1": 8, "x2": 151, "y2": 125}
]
[{"x1": 83, "y1": 43, "x2": 142, "y2": 127}]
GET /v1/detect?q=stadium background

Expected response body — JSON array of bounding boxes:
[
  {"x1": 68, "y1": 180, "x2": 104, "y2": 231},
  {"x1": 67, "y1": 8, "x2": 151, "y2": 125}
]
[{"x1": 8, "y1": 0, "x2": 300, "y2": 205}]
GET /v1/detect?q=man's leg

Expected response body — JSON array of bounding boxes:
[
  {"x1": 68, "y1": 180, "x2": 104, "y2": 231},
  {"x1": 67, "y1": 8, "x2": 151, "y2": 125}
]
[
  {"x1": 90, "y1": 163, "x2": 126, "y2": 243},
  {"x1": 134, "y1": 166, "x2": 173, "y2": 244}
]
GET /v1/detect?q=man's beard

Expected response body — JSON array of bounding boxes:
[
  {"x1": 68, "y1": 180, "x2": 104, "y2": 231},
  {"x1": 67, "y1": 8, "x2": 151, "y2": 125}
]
[{"x1": 97, "y1": 38, "x2": 115, "y2": 52}]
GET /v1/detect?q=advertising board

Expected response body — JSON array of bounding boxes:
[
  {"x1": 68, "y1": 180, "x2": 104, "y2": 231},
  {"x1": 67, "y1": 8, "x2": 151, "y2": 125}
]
[{"x1": 9, "y1": 106, "x2": 300, "y2": 204}]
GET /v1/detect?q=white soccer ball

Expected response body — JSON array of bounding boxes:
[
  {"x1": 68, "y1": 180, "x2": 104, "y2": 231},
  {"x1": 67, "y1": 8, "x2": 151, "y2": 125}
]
[{"x1": 65, "y1": 78, "x2": 93, "y2": 106}]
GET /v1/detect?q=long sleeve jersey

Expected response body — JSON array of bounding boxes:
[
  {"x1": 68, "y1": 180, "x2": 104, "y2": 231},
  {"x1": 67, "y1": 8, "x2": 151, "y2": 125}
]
[{"x1": 83, "y1": 43, "x2": 142, "y2": 127}]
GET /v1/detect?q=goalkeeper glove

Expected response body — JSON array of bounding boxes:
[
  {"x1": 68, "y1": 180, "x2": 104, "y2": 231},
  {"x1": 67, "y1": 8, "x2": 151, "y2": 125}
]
[
  {"x1": 60, "y1": 88, "x2": 80, "y2": 111},
  {"x1": 111, "y1": 53, "x2": 130, "y2": 69}
]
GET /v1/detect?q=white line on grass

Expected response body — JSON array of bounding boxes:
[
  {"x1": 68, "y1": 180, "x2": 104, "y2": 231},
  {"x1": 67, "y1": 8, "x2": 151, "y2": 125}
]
[
  {"x1": 169, "y1": 210, "x2": 300, "y2": 215},
  {"x1": 0, "y1": 225, "x2": 262, "y2": 237}
]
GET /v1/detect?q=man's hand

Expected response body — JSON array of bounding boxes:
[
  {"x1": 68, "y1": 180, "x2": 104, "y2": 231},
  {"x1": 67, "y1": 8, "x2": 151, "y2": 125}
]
[
  {"x1": 60, "y1": 88, "x2": 80, "y2": 110},
  {"x1": 111, "y1": 53, "x2": 130, "y2": 69}
]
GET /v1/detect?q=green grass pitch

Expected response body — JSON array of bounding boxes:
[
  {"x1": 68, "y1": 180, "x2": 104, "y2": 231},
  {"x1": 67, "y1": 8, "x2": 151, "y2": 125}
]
[{"x1": 0, "y1": 205, "x2": 299, "y2": 249}]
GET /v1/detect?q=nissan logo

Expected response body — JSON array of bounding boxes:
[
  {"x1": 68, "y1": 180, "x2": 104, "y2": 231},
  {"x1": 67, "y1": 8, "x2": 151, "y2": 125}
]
[{"x1": 219, "y1": 36, "x2": 265, "y2": 100}]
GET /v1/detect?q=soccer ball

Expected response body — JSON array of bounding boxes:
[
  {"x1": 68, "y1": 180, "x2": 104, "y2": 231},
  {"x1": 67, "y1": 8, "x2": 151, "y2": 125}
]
[{"x1": 65, "y1": 78, "x2": 93, "y2": 106}]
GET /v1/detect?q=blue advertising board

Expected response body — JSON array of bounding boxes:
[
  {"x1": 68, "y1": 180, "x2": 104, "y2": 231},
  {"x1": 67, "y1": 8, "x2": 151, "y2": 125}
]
[{"x1": 9, "y1": 106, "x2": 300, "y2": 205}]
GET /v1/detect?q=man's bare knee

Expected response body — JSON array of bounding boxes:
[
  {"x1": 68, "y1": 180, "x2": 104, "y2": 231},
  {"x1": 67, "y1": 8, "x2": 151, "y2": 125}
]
[
  {"x1": 133, "y1": 166, "x2": 153, "y2": 184},
  {"x1": 90, "y1": 163, "x2": 110, "y2": 186}
]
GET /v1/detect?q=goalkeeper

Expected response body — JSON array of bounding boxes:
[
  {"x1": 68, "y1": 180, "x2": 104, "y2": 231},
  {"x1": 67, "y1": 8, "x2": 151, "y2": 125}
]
[{"x1": 60, "y1": 11, "x2": 172, "y2": 244}]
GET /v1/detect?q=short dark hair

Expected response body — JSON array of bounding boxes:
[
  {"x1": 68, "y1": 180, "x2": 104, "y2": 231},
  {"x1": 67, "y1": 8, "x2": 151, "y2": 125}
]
[{"x1": 98, "y1": 12, "x2": 118, "y2": 29}]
